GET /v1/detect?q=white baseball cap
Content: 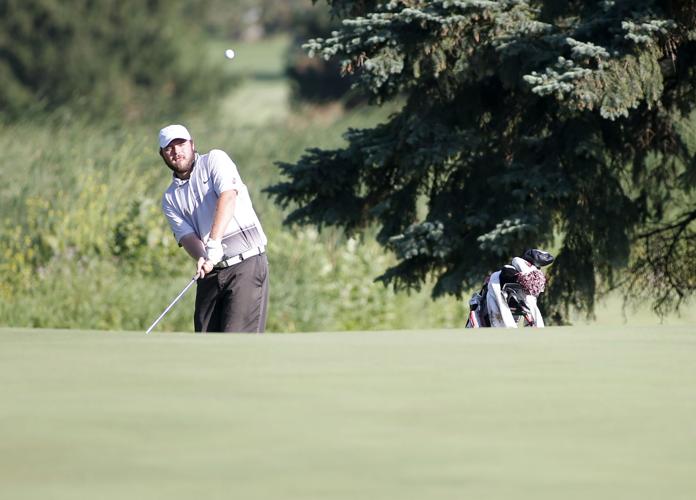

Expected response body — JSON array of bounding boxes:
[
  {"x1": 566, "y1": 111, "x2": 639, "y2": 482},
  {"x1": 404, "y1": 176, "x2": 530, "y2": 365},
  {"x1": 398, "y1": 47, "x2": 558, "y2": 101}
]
[{"x1": 158, "y1": 124, "x2": 192, "y2": 149}]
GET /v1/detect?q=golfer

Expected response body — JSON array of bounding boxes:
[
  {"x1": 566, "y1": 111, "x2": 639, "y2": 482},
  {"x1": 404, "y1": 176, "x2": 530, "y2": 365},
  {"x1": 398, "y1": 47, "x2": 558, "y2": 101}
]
[{"x1": 157, "y1": 124, "x2": 269, "y2": 332}]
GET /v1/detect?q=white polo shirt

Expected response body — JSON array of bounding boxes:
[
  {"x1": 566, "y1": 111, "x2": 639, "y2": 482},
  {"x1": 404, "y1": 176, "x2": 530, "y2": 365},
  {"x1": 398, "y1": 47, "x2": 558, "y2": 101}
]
[{"x1": 162, "y1": 150, "x2": 267, "y2": 257}]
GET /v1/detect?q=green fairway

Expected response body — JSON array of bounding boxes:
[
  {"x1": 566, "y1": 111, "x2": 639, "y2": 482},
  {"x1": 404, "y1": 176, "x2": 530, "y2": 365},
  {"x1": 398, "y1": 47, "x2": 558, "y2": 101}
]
[{"x1": 1, "y1": 328, "x2": 694, "y2": 500}]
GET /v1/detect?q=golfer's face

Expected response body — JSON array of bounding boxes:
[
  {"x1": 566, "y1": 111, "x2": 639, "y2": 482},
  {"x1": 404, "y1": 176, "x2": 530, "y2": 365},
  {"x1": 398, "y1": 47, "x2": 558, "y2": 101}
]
[{"x1": 161, "y1": 138, "x2": 195, "y2": 176}]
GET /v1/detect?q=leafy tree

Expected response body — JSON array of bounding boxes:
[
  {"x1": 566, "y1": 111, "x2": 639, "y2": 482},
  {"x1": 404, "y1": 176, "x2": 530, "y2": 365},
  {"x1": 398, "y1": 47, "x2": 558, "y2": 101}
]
[
  {"x1": 0, "y1": 0, "x2": 231, "y2": 120},
  {"x1": 267, "y1": 0, "x2": 696, "y2": 322}
]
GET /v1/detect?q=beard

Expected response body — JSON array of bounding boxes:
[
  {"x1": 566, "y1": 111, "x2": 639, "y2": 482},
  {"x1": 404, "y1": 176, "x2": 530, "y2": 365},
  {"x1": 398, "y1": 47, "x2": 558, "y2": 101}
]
[{"x1": 164, "y1": 152, "x2": 195, "y2": 178}]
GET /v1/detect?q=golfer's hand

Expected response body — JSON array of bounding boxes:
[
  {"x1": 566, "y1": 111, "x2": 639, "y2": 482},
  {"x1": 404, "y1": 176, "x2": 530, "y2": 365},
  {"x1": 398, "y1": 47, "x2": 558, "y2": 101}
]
[
  {"x1": 196, "y1": 257, "x2": 214, "y2": 278},
  {"x1": 205, "y1": 238, "x2": 224, "y2": 265}
]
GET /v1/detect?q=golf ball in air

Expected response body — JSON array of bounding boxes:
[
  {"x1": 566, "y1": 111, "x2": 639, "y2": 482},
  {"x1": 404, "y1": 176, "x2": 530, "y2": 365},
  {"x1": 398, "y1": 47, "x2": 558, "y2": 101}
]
[{"x1": 225, "y1": 49, "x2": 235, "y2": 60}]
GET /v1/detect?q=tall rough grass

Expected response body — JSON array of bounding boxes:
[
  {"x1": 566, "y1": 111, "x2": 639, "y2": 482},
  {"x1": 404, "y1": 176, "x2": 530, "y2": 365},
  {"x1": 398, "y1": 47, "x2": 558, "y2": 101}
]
[{"x1": 0, "y1": 92, "x2": 464, "y2": 332}]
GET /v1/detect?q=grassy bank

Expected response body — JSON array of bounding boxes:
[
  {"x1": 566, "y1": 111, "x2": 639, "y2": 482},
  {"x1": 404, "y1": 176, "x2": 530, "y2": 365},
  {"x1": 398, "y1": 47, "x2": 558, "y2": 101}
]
[{"x1": 1, "y1": 326, "x2": 695, "y2": 500}]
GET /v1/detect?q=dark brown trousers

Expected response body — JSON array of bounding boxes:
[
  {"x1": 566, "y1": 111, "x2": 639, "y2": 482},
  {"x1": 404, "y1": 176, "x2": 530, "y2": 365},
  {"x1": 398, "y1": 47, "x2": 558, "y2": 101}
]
[{"x1": 194, "y1": 254, "x2": 269, "y2": 333}]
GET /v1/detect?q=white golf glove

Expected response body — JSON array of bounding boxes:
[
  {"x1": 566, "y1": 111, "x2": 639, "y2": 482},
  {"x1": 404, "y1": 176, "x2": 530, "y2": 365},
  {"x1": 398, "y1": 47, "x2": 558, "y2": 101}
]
[{"x1": 205, "y1": 238, "x2": 224, "y2": 265}]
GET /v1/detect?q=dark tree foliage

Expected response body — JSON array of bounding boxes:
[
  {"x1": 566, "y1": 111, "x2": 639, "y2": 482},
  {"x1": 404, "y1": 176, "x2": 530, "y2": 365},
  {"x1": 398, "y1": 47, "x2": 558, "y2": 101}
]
[
  {"x1": 267, "y1": 0, "x2": 696, "y2": 322},
  {"x1": 0, "y1": 0, "x2": 231, "y2": 120},
  {"x1": 285, "y1": 4, "x2": 357, "y2": 105}
]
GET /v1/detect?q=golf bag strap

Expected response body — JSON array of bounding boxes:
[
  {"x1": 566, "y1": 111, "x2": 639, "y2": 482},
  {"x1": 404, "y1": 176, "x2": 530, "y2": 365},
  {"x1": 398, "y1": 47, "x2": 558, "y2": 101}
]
[
  {"x1": 524, "y1": 294, "x2": 544, "y2": 327},
  {"x1": 486, "y1": 271, "x2": 518, "y2": 328}
]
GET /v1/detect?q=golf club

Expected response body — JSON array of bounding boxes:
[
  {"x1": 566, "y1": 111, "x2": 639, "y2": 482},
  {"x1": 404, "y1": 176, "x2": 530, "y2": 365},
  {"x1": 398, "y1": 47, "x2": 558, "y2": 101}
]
[{"x1": 145, "y1": 275, "x2": 198, "y2": 334}]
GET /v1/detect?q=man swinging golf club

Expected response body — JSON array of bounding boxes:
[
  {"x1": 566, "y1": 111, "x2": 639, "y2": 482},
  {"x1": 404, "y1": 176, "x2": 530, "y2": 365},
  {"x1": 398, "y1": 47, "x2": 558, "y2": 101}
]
[{"x1": 156, "y1": 124, "x2": 269, "y2": 333}]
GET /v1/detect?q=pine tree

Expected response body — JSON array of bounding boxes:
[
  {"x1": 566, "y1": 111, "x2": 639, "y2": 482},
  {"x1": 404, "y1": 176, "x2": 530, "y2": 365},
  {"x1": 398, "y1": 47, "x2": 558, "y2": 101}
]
[{"x1": 267, "y1": 0, "x2": 696, "y2": 322}]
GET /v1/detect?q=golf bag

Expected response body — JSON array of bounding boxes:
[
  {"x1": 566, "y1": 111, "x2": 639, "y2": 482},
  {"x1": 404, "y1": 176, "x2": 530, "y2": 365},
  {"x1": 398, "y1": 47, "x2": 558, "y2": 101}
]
[{"x1": 466, "y1": 249, "x2": 554, "y2": 328}]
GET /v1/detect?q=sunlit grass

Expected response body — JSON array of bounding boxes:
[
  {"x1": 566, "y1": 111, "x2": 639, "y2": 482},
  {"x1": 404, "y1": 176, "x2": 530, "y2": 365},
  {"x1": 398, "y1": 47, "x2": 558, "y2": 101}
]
[{"x1": 1, "y1": 327, "x2": 695, "y2": 500}]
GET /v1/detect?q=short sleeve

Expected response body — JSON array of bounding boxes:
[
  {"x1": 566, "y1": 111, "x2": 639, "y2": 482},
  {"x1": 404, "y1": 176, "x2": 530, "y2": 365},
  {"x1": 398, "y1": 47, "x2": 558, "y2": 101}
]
[
  {"x1": 207, "y1": 149, "x2": 245, "y2": 196},
  {"x1": 162, "y1": 194, "x2": 195, "y2": 243}
]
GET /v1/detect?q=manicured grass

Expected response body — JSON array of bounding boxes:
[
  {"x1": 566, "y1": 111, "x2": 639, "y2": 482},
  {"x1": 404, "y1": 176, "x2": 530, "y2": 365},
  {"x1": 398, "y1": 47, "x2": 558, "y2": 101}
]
[{"x1": 1, "y1": 327, "x2": 694, "y2": 500}]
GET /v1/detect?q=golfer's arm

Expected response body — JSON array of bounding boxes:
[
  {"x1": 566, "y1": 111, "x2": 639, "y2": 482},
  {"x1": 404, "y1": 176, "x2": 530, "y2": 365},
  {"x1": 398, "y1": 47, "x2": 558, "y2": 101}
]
[
  {"x1": 178, "y1": 189, "x2": 237, "y2": 263},
  {"x1": 209, "y1": 189, "x2": 237, "y2": 242},
  {"x1": 180, "y1": 234, "x2": 206, "y2": 261}
]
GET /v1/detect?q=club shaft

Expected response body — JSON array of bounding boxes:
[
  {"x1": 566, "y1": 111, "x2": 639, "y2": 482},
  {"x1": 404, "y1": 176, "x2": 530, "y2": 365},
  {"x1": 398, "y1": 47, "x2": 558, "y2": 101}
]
[{"x1": 146, "y1": 277, "x2": 198, "y2": 334}]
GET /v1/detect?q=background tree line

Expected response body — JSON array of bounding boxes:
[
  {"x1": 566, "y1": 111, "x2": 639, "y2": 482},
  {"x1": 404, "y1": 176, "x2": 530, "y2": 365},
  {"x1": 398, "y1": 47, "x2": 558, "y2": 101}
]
[{"x1": 0, "y1": 0, "x2": 350, "y2": 122}]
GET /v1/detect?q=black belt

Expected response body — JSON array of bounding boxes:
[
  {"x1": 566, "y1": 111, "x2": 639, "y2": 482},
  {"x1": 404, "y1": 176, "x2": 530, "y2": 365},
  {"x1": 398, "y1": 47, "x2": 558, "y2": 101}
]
[{"x1": 214, "y1": 246, "x2": 265, "y2": 269}]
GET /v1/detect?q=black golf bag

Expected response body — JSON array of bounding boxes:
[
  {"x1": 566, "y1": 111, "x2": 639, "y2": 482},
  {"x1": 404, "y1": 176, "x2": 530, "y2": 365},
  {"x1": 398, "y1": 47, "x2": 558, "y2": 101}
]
[{"x1": 466, "y1": 249, "x2": 554, "y2": 328}]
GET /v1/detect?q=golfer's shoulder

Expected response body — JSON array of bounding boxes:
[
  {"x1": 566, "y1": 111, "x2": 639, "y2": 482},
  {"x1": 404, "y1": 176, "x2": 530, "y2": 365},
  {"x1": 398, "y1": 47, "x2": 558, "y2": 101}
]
[
  {"x1": 161, "y1": 185, "x2": 177, "y2": 210},
  {"x1": 162, "y1": 178, "x2": 177, "y2": 197},
  {"x1": 205, "y1": 149, "x2": 240, "y2": 175},
  {"x1": 206, "y1": 149, "x2": 234, "y2": 162}
]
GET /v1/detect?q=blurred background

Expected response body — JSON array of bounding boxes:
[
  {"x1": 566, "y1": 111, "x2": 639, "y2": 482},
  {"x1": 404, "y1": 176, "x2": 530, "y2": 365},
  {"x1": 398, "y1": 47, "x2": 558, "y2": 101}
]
[
  {"x1": 0, "y1": 0, "x2": 692, "y2": 331},
  {"x1": 0, "y1": 0, "x2": 464, "y2": 331}
]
